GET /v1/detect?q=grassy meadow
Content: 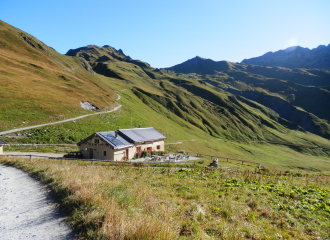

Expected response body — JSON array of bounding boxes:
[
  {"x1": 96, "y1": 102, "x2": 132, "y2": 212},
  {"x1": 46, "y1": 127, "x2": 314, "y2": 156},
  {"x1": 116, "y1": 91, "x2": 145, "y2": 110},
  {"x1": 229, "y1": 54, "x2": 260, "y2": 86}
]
[
  {"x1": 1, "y1": 20, "x2": 330, "y2": 239},
  {"x1": 1, "y1": 156, "x2": 329, "y2": 239},
  {"x1": 4, "y1": 88, "x2": 330, "y2": 174}
]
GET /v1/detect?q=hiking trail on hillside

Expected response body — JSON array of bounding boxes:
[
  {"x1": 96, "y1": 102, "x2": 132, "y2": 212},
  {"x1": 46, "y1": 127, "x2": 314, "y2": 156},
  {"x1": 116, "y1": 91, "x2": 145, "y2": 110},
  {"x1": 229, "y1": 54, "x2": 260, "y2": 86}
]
[{"x1": 0, "y1": 93, "x2": 122, "y2": 136}]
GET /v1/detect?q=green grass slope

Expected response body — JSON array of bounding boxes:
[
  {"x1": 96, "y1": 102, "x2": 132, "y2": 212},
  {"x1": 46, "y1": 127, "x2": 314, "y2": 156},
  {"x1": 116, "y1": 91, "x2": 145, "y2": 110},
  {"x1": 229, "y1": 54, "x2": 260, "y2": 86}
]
[
  {"x1": 2, "y1": 21, "x2": 330, "y2": 172},
  {"x1": 0, "y1": 20, "x2": 117, "y2": 131},
  {"x1": 67, "y1": 45, "x2": 328, "y2": 142},
  {"x1": 165, "y1": 56, "x2": 330, "y2": 139},
  {"x1": 5, "y1": 88, "x2": 330, "y2": 172}
]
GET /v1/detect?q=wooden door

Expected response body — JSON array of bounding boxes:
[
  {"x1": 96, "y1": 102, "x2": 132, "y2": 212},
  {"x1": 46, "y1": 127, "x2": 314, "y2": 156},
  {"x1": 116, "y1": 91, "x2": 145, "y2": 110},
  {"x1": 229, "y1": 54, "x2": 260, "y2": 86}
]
[
  {"x1": 125, "y1": 149, "x2": 129, "y2": 159},
  {"x1": 89, "y1": 148, "x2": 93, "y2": 159}
]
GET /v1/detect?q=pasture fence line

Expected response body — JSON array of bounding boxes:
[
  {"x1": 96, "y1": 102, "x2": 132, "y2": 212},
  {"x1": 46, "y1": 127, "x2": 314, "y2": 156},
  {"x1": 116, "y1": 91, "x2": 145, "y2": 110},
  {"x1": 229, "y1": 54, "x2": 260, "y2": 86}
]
[
  {"x1": 6, "y1": 144, "x2": 77, "y2": 146},
  {"x1": 1, "y1": 154, "x2": 199, "y2": 167},
  {"x1": 2, "y1": 151, "x2": 262, "y2": 169},
  {"x1": 182, "y1": 151, "x2": 261, "y2": 168}
]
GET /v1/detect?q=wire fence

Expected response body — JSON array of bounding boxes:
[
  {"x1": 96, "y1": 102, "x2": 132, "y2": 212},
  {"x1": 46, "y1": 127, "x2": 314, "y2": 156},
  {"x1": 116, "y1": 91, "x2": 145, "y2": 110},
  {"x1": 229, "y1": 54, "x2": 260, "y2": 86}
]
[
  {"x1": 2, "y1": 154, "x2": 198, "y2": 166},
  {"x1": 183, "y1": 151, "x2": 261, "y2": 167},
  {"x1": 2, "y1": 150, "x2": 261, "y2": 169}
]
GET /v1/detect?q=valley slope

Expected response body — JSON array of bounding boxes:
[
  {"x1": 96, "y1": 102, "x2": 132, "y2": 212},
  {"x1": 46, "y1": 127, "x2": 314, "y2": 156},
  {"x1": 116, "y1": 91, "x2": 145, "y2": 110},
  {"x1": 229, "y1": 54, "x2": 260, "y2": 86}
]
[
  {"x1": 0, "y1": 20, "x2": 117, "y2": 131},
  {"x1": 166, "y1": 56, "x2": 330, "y2": 140},
  {"x1": 65, "y1": 45, "x2": 330, "y2": 161},
  {"x1": 1, "y1": 19, "x2": 330, "y2": 171}
]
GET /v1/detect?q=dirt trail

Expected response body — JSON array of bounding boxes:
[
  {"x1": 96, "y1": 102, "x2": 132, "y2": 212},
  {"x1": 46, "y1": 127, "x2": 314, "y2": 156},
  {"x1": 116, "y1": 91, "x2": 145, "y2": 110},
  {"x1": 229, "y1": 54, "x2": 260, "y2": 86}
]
[
  {"x1": 0, "y1": 93, "x2": 122, "y2": 136},
  {"x1": 0, "y1": 164, "x2": 74, "y2": 239}
]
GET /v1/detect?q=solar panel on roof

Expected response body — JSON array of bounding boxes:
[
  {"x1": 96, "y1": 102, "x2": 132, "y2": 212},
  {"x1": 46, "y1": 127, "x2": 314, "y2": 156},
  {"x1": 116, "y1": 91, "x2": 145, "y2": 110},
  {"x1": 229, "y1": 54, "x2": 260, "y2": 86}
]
[{"x1": 99, "y1": 132, "x2": 125, "y2": 147}]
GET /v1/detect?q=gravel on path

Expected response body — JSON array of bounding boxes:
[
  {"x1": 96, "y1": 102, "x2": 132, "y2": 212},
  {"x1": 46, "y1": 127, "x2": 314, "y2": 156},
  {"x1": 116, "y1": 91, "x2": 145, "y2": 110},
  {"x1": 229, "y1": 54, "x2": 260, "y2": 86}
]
[{"x1": 0, "y1": 164, "x2": 74, "y2": 240}]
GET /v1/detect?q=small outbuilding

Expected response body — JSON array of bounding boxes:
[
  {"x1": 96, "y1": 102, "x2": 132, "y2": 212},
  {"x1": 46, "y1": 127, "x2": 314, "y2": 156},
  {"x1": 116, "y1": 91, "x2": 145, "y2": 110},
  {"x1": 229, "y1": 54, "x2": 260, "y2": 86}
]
[
  {"x1": 0, "y1": 138, "x2": 7, "y2": 155},
  {"x1": 77, "y1": 127, "x2": 166, "y2": 161}
]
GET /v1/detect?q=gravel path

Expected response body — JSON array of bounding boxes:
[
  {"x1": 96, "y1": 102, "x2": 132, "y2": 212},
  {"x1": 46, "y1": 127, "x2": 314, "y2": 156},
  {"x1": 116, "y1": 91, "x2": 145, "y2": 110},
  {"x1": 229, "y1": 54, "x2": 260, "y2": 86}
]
[{"x1": 0, "y1": 164, "x2": 74, "y2": 240}]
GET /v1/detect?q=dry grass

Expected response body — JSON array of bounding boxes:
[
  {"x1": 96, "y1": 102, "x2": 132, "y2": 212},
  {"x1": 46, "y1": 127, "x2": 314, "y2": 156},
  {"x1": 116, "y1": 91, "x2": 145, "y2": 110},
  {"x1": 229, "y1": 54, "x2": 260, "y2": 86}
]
[{"x1": 1, "y1": 156, "x2": 330, "y2": 239}]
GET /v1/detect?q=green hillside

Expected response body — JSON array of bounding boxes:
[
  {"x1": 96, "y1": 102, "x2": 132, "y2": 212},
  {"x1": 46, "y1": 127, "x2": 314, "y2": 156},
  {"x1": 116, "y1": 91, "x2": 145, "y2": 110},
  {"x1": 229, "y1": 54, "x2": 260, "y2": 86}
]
[
  {"x1": 65, "y1": 45, "x2": 329, "y2": 141},
  {"x1": 1, "y1": 20, "x2": 330, "y2": 172},
  {"x1": 166, "y1": 56, "x2": 330, "y2": 139},
  {"x1": 0, "y1": 20, "x2": 117, "y2": 131}
]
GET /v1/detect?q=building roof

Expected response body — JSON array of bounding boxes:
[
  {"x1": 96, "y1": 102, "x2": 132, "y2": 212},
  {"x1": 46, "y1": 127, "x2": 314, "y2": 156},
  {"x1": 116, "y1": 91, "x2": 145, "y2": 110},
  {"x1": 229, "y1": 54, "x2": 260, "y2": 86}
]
[
  {"x1": 77, "y1": 127, "x2": 166, "y2": 149},
  {"x1": 119, "y1": 127, "x2": 166, "y2": 143},
  {"x1": 96, "y1": 131, "x2": 133, "y2": 149},
  {"x1": 0, "y1": 139, "x2": 6, "y2": 145}
]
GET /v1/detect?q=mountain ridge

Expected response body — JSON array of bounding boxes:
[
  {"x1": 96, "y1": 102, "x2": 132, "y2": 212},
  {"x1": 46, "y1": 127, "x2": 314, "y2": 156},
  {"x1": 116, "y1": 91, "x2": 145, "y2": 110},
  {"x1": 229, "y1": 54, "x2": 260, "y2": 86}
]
[
  {"x1": 241, "y1": 44, "x2": 330, "y2": 70},
  {"x1": 2, "y1": 18, "x2": 330, "y2": 164},
  {"x1": 165, "y1": 55, "x2": 330, "y2": 139}
]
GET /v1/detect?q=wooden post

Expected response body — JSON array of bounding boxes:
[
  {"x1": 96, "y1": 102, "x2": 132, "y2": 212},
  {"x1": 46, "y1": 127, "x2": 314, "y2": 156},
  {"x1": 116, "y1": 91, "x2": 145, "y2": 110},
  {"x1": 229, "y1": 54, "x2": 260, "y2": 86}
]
[{"x1": 30, "y1": 155, "x2": 32, "y2": 161}]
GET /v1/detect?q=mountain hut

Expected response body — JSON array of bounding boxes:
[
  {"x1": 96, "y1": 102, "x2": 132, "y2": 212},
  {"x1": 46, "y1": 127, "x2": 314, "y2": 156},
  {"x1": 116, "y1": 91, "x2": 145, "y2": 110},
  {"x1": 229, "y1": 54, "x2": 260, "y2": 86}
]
[{"x1": 77, "y1": 127, "x2": 166, "y2": 161}]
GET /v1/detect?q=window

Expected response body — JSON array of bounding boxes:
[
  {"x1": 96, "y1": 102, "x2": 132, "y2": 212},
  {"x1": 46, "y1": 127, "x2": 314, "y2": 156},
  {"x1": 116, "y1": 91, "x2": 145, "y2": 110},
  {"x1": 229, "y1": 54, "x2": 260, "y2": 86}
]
[
  {"x1": 157, "y1": 145, "x2": 161, "y2": 150},
  {"x1": 103, "y1": 151, "x2": 107, "y2": 156},
  {"x1": 94, "y1": 139, "x2": 100, "y2": 144}
]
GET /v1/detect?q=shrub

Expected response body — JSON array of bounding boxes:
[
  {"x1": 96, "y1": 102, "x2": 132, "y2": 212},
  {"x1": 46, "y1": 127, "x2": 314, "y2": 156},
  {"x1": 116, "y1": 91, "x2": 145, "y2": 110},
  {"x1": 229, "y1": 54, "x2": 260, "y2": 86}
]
[{"x1": 140, "y1": 151, "x2": 147, "y2": 158}]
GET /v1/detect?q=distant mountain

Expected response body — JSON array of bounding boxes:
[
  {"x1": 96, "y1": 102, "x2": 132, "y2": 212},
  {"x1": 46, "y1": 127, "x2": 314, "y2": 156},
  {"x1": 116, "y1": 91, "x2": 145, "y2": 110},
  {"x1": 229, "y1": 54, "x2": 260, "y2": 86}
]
[
  {"x1": 68, "y1": 45, "x2": 321, "y2": 143},
  {"x1": 166, "y1": 56, "x2": 330, "y2": 139},
  {"x1": 241, "y1": 44, "x2": 330, "y2": 70},
  {"x1": 66, "y1": 45, "x2": 152, "y2": 80},
  {"x1": 3, "y1": 17, "x2": 330, "y2": 154},
  {"x1": 168, "y1": 56, "x2": 236, "y2": 74}
]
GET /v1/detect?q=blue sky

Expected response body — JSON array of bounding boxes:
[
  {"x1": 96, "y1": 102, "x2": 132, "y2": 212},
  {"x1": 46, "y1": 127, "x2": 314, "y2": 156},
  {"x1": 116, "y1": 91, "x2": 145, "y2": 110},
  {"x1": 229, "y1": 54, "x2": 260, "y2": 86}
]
[{"x1": 1, "y1": 0, "x2": 329, "y2": 68}]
